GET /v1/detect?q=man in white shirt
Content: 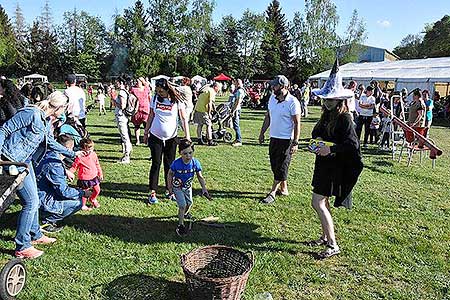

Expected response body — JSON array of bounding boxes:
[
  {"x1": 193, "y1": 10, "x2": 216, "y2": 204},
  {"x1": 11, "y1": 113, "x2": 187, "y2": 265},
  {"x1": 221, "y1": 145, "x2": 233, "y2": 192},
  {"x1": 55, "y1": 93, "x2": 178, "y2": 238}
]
[
  {"x1": 64, "y1": 74, "x2": 87, "y2": 127},
  {"x1": 355, "y1": 85, "x2": 375, "y2": 148},
  {"x1": 259, "y1": 75, "x2": 301, "y2": 204}
]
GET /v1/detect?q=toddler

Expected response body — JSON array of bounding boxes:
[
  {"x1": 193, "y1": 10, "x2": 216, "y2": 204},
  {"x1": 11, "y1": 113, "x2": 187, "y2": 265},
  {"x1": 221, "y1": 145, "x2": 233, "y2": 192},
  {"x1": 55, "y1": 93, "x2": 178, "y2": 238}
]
[
  {"x1": 70, "y1": 138, "x2": 103, "y2": 210},
  {"x1": 380, "y1": 113, "x2": 392, "y2": 150},
  {"x1": 167, "y1": 139, "x2": 211, "y2": 236},
  {"x1": 369, "y1": 112, "x2": 380, "y2": 144}
]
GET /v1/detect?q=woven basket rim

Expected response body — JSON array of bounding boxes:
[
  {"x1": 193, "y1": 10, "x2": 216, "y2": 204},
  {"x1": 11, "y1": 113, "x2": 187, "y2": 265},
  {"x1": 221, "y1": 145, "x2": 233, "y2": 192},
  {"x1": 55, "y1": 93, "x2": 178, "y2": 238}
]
[{"x1": 181, "y1": 245, "x2": 254, "y2": 284}]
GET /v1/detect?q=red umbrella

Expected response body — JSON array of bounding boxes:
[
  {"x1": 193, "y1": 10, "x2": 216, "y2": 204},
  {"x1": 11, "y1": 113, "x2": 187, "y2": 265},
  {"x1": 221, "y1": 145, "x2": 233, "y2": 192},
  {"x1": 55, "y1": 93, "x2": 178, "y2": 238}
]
[{"x1": 213, "y1": 73, "x2": 231, "y2": 81}]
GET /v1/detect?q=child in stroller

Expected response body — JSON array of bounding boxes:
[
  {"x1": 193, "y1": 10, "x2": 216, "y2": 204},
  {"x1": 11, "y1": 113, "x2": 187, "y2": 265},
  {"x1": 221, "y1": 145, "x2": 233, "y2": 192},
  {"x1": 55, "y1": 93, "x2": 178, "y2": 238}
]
[{"x1": 200, "y1": 102, "x2": 233, "y2": 144}]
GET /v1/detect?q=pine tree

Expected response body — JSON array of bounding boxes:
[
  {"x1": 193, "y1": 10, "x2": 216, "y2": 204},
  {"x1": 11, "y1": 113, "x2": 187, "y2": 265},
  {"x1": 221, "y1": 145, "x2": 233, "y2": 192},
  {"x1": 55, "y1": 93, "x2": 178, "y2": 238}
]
[
  {"x1": 40, "y1": 0, "x2": 53, "y2": 33},
  {"x1": 0, "y1": 5, "x2": 17, "y2": 73},
  {"x1": 219, "y1": 15, "x2": 240, "y2": 78}
]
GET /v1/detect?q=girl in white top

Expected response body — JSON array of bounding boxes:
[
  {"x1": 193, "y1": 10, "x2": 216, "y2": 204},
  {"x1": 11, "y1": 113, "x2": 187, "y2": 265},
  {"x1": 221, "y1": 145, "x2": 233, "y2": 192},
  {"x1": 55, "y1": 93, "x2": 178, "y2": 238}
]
[
  {"x1": 97, "y1": 88, "x2": 106, "y2": 115},
  {"x1": 143, "y1": 78, "x2": 190, "y2": 205}
]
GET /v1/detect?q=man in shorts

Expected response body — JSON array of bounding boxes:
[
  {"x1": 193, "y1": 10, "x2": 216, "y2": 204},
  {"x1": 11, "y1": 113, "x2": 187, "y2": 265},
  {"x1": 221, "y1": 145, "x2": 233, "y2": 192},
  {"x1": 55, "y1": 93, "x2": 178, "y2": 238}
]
[{"x1": 193, "y1": 82, "x2": 219, "y2": 146}]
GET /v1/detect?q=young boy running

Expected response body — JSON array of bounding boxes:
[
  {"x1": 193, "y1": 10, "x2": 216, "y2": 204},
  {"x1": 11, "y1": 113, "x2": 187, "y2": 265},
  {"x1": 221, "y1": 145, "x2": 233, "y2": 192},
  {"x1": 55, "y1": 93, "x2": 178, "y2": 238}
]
[{"x1": 167, "y1": 139, "x2": 211, "y2": 236}]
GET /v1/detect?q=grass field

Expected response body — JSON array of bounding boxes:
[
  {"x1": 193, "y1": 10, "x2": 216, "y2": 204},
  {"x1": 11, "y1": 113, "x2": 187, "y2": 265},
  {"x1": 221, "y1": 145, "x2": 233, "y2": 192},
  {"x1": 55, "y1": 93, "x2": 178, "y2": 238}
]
[{"x1": 0, "y1": 97, "x2": 449, "y2": 300}]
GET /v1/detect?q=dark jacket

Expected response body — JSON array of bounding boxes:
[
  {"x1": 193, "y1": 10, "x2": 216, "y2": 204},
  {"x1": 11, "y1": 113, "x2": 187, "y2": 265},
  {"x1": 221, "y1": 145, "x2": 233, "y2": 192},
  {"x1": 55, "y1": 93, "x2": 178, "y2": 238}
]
[
  {"x1": 312, "y1": 112, "x2": 363, "y2": 207},
  {"x1": 35, "y1": 150, "x2": 83, "y2": 215}
]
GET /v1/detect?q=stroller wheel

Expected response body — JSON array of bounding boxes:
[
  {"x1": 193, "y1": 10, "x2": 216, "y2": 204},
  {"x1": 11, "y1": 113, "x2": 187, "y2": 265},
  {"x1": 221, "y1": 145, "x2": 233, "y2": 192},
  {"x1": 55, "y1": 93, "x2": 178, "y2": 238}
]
[
  {"x1": 223, "y1": 132, "x2": 233, "y2": 143},
  {"x1": 0, "y1": 259, "x2": 26, "y2": 300}
]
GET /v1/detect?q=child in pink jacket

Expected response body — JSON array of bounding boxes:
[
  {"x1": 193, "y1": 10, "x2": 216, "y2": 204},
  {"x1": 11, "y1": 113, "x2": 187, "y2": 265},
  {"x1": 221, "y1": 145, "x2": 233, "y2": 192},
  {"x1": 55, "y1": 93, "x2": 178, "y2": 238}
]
[{"x1": 70, "y1": 138, "x2": 103, "y2": 210}]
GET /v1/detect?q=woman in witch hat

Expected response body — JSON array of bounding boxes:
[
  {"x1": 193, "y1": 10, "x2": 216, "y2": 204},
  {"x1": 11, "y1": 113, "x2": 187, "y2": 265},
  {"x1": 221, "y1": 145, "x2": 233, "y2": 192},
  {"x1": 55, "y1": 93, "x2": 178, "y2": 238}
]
[{"x1": 308, "y1": 59, "x2": 364, "y2": 259}]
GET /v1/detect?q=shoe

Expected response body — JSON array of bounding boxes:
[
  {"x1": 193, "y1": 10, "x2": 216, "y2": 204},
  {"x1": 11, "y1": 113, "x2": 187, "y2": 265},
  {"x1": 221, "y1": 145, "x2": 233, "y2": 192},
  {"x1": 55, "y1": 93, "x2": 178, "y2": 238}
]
[
  {"x1": 184, "y1": 213, "x2": 193, "y2": 220},
  {"x1": 165, "y1": 190, "x2": 172, "y2": 199},
  {"x1": 136, "y1": 141, "x2": 140, "y2": 146},
  {"x1": 91, "y1": 200, "x2": 100, "y2": 208},
  {"x1": 40, "y1": 223, "x2": 64, "y2": 234},
  {"x1": 176, "y1": 224, "x2": 188, "y2": 236},
  {"x1": 276, "y1": 190, "x2": 289, "y2": 196},
  {"x1": 118, "y1": 156, "x2": 130, "y2": 164},
  {"x1": 147, "y1": 192, "x2": 158, "y2": 205},
  {"x1": 318, "y1": 244, "x2": 340, "y2": 259},
  {"x1": 207, "y1": 140, "x2": 218, "y2": 146},
  {"x1": 232, "y1": 141, "x2": 242, "y2": 147},
  {"x1": 260, "y1": 193, "x2": 275, "y2": 204},
  {"x1": 31, "y1": 235, "x2": 56, "y2": 245},
  {"x1": 15, "y1": 247, "x2": 44, "y2": 259},
  {"x1": 81, "y1": 205, "x2": 92, "y2": 211}
]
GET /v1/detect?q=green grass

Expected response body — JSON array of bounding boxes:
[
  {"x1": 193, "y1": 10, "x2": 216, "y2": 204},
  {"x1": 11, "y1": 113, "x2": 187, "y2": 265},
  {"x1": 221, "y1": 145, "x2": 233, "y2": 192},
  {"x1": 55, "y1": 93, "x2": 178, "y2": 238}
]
[{"x1": 1, "y1": 97, "x2": 449, "y2": 300}]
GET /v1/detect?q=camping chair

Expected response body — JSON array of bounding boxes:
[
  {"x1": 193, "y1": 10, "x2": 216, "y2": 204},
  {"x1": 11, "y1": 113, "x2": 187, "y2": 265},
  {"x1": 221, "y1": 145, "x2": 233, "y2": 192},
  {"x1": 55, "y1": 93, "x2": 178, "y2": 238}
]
[{"x1": 397, "y1": 126, "x2": 433, "y2": 167}]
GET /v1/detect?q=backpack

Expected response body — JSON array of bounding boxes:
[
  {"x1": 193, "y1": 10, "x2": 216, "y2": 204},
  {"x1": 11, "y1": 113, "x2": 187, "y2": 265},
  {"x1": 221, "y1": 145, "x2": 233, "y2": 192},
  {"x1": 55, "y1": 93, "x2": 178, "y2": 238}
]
[{"x1": 121, "y1": 89, "x2": 139, "y2": 118}]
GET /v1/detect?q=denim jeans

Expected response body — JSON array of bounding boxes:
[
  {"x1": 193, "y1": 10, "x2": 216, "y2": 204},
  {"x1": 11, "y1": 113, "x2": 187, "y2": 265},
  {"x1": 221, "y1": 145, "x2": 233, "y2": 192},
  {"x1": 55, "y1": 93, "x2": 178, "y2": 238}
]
[
  {"x1": 15, "y1": 163, "x2": 43, "y2": 251},
  {"x1": 40, "y1": 199, "x2": 82, "y2": 224},
  {"x1": 232, "y1": 110, "x2": 242, "y2": 142}
]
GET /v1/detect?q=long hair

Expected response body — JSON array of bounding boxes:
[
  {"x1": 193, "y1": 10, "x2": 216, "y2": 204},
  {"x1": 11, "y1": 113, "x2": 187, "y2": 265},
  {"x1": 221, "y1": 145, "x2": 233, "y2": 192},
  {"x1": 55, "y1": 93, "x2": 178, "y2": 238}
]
[
  {"x1": 34, "y1": 91, "x2": 68, "y2": 112},
  {"x1": 0, "y1": 79, "x2": 26, "y2": 125},
  {"x1": 316, "y1": 99, "x2": 349, "y2": 136}
]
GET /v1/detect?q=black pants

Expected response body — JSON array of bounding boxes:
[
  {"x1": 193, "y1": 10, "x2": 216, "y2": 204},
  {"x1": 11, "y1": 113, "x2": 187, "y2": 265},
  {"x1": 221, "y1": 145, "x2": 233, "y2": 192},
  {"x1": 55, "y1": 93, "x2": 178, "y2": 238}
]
[
  {"x1": 79, "y1": 118, "x2": 86, "y2": 128},
  {"x1": 369, "y1": 129, "x2": 379, "y2": 144},
  {"x1": 148, "y1": 133, "x2": 177, "y2": 192},
  {"x1": 269, "y1": 137, "x2": 292, "y2": 181},
  {"x1": 356, "y1": 116, "x2": 372, "y2": 145},
  {"x1": 380, "y1": 132, "x2": 390, "y2": 147}
]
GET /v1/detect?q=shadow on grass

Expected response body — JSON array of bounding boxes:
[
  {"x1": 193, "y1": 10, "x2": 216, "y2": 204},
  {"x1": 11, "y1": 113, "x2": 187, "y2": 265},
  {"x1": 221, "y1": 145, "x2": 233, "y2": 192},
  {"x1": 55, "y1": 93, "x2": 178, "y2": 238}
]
[
  {"x1": 92, "y1": 274, "x2": 188, "y2": 300},
  {"x1": 65, "y1": 214, "x2": 297, "y2": 253},
  {"x1": 100, "y1": 182, "x2": 265, "y2": 202}
]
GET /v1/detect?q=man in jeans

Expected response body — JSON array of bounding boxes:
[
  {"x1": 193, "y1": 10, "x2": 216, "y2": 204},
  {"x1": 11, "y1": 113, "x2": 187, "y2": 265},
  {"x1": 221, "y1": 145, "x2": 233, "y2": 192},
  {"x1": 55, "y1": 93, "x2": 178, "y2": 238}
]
[
  {"x1": 36, "y1": 135, "x2": 91, "y2": 233},
  {"x1": 231, "y1": 79, "x2": 245, "y2": 146},
  {"x1": 258, "y1": 75, "x2": 301, "y2": 204}
]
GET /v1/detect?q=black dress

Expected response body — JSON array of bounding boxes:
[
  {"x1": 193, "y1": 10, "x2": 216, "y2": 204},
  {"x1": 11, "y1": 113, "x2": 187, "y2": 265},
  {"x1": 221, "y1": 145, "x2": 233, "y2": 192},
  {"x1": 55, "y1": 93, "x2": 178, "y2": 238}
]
[{"x1": 311, "y1": 113, "x2": 363, "y2": 207}]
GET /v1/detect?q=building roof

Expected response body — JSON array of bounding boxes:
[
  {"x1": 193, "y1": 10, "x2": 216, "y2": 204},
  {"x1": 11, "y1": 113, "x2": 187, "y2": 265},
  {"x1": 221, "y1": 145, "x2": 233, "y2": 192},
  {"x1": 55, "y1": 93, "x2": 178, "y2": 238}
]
[{"x1": 309, "y1": 57, "x2": 450, "y2": 83}]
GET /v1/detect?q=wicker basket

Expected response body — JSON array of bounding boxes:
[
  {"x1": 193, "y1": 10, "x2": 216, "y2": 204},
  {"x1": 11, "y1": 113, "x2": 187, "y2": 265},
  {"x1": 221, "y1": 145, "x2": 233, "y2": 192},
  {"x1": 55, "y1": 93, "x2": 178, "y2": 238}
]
[{"x1": 181, "y1": 245, "x2": 254, "y2": 300}]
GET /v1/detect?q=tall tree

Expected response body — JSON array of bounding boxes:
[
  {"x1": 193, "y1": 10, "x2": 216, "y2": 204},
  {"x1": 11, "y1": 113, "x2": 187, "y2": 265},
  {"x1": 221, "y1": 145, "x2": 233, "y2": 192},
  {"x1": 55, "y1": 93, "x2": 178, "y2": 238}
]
[
  {"x1": 393, "y1": 34, "x2": 423, "y2": 59},
  {"x1": 420, "y1": 15, "x2": 450, "y2": 58},
  {"x1": 199, "y1": 31, "x2": 225, "y2": 78},
  {"x1": 0, "y1": 5, "x2": 17, "y2": 74},
  {"x1": 39, "y1": 0, "x2": 53, "y2": 33},
  {"x1": 339, "y1": 9, "x2": 366, "y2": 64},
  {"x1": 219, "y1": 15, "x2": 240, "y2": 78},
  {"x1": 13, "y1": 3, "x2": 30, "y2": 74}
]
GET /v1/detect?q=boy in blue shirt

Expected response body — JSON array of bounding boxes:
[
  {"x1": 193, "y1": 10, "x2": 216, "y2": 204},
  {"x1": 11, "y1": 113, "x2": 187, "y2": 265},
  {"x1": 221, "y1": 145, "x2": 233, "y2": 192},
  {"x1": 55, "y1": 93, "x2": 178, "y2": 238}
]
[{"x1": 167, "y1": 139, "x2": 211, "y2": 236}]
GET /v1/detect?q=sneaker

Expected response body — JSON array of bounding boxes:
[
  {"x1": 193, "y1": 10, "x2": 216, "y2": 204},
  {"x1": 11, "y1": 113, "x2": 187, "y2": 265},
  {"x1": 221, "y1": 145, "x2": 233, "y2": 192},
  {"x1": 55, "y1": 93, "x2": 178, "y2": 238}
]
[
  {"x1": 147, "y1": 193, "x2": 158, "y2": 205},
  {"x1": 91, "y1": 200, "x2": 100, "y2": 208},
  {"x1": 176, "y1": 224, "x2": 188, "y2": 236},
  {"x1": 40, "y1": 223, "x2": 64, "y2": 234},
  {"x1": 31, "y1": 235, "x2": 57, "y2": 245},
  {"x1": 232, "y1": 141, "x2": 242, "y2": 147},
  {"x1": 165, "y1": 190, "x2": 172, "y2": 199},
  {"x1": 260, "y1": 193, "x2": 275, "y2": 204},
  {"x1": 15, "y1": 247, "x2": 44, "y2": 259},
  {"x1": 81, "y1": 205, "x2": 92, "y2": 211},
  {"x1": 305, "y1": 237, "x2": 327, "y2": 247},
  {"x1": 318, "y1": 244, "x2": 340, "y2": 259},
  {"x1": 184, "y1": 213, "x2": 193, "y2": 220},
  {"x1": 118, "y1": 156, "x2": 130, "y2": 164}
]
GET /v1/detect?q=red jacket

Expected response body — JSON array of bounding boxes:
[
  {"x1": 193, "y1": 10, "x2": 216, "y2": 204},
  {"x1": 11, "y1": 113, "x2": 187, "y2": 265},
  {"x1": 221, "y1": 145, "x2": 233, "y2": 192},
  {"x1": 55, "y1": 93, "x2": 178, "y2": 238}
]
[{"x1": 70, "y1": 151, "x2": 103, "y2": 181}]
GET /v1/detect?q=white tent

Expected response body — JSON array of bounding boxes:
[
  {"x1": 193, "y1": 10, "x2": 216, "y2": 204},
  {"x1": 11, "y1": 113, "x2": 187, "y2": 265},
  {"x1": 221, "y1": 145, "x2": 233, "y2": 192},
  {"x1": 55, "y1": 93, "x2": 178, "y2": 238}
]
[
  {"x1": 309, "y1": 57, "x2": 450, "y2": 101},
  {"x1": 23, "y1": 73, "x2": 48, "y2": 83},
  {"x1": 191, "y1": 75, "x2": 207, "y2": 84}
]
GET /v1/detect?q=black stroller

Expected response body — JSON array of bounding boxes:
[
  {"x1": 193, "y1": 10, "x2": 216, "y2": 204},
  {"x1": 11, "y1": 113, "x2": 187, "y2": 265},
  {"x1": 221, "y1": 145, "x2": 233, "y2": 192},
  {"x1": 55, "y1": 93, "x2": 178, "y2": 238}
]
[
  {"x1": 0, "y1": 162, "x2": 29, "y2": 300},
  {"x1": 201, "y1": 103, "x2": 234, "y2": 144}
]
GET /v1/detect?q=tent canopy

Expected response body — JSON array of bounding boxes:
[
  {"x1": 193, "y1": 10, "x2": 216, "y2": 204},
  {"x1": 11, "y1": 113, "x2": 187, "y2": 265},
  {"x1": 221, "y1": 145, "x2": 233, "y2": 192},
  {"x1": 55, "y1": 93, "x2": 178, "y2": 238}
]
[
  {"x1": 213, "y1": 73, "x2": 231, "y2": 81},
  {"x1": 309, "y1": 56, "x2": 450, "y2": 100},
  {"x1": 191, "y1": 75, "x2": 207, "y2": 83},
  {"x1": 23, "y1": 73, "x2": 48, "y2": 82}
]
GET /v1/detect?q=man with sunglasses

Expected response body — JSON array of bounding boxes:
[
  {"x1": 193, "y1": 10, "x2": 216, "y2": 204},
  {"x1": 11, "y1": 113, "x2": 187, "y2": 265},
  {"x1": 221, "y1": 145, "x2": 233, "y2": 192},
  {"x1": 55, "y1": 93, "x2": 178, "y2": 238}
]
[{"x1": 258, "y1": 75, "x2": 301, "y2": 204}]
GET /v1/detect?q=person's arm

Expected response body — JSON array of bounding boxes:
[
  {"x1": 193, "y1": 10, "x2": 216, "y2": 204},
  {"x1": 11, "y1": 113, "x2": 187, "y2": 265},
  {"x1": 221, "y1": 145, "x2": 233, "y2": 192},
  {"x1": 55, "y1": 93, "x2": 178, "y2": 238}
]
[
  {"x1": 318, "y1": 115, "x2": 359, "y2": 156},
  {"x1": 178, "y1": 104, "x2": 190, "y2": 141},
  {"x1": 46, "y1": 164, "x2": 84, "y2": 200},
  {"x1": 259, "y1": 112, "x2": 271, "y2": 144},
  {"x1": 196, "y1": 171, "x2": 211, "y2": 199},
  {"x1": 143, "y1": 107, "x2": 155, "y2": 144},
  {"x1": 0, "y1": 109, "x2": 35, "y2": 155},
  {"x1": 291, "y1": 113, "x2": 301, "y2": 154},
  {"x1": 94, "y1": 153, "x2": 103, "y2": 180},
  {"x1": 231, "y1": 90, "x2": 243, "y2": 113},
  {"x1": 412, "y1": 109, "x2": 425, "y2": 127},
  {"x1": 119, "y1": 92, "x2": 127, "y2": 110}
]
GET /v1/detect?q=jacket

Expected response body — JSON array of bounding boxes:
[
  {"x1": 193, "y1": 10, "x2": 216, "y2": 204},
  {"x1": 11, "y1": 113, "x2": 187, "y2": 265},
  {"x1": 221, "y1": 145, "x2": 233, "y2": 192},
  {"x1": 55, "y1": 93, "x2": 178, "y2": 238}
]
[
  {"x1": 0, "y1": 107, "x2": 74, "y2": 164},
  {"x1": 36, "y1": 150, "x2": 83, "y2": 214}
]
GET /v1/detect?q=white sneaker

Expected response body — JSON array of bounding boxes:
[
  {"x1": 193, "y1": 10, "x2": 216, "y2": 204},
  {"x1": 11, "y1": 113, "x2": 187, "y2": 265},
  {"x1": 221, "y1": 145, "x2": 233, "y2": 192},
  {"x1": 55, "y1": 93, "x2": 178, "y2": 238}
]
[{"x1": 118, "y1": 156, "x2": 130, "y2": 164}]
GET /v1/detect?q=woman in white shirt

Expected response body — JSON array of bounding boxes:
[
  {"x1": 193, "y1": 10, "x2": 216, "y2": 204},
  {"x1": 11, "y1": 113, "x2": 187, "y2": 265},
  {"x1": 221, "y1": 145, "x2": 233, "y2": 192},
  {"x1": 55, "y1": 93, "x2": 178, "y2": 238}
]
[{"x1": 355, "y1": 86, "x2": 375, "y2": 148}]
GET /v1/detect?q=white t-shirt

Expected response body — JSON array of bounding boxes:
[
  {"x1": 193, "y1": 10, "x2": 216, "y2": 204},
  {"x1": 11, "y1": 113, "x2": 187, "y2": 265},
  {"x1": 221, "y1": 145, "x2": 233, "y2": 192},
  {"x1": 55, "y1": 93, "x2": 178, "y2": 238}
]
[
  {"x1": 114, "y1": 89, "x2": 128, "y2": 116},
  {"x1": 97, "y1": 94, "x2": 105, "y2": 105},
  {"x1": 347, "y1": 95, "x2": 356, "y2": 112},
  {"x1": 150, "y1": 96, "x2": 185, "y2": 140},
  {"x1": 65, "y1": 86, "x2": 86, "y2": 119},
  {"x1": 359, "y1": 94, "x2": 376, "y2": 117},
  {"x1": 268, "y1": 93, "x2": 301, "y2": 139}
]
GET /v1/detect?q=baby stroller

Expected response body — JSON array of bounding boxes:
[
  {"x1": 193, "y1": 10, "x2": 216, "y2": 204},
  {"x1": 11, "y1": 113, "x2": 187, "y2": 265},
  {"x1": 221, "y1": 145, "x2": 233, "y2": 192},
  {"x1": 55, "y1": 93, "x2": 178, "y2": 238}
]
[
  {"x1": 0, "y1": 162, "x2": 29, "y2": 300},
  {"x1": 201, "y1": 103, "x2": 233, "y2": 144}
]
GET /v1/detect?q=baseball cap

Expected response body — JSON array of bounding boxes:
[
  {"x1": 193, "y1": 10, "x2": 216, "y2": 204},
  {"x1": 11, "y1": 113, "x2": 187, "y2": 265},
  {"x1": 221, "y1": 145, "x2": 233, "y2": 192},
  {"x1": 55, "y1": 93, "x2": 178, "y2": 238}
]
[
  {"x1": 65, "y1": 74, "x2": 76, "y2": 84},
  {"x1": 270, "y1": 75, "x2": 289, "y2": 87}
]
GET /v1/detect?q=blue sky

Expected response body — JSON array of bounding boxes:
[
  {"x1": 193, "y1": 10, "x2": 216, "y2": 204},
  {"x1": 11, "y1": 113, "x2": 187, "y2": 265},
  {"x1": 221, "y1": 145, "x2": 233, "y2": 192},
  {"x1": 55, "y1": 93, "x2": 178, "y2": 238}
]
[{"x1": 3, "y1": 0, "x2": 450, "y2": 50}]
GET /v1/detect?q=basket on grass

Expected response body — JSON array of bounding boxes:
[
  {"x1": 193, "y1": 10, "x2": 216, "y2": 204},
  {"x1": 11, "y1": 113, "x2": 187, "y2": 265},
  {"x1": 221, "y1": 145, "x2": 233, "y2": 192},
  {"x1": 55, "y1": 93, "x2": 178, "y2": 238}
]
[{"x1": 181, "y1": 245, "x2": 254, "y2": 300}]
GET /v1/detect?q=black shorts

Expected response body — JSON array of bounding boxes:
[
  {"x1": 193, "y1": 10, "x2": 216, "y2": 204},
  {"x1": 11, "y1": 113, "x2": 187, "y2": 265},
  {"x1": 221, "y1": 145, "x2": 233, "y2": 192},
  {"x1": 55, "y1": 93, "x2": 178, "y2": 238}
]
[{"x1": 269, "y1": 137, "x2": 292, "y2": 181}]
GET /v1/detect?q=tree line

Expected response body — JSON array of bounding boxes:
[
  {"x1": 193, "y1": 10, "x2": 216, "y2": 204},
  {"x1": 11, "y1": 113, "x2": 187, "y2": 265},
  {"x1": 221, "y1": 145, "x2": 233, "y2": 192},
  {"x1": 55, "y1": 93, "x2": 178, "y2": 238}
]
[{"x1": 0, "y1": 0, "x2": 367, "y2": 83}]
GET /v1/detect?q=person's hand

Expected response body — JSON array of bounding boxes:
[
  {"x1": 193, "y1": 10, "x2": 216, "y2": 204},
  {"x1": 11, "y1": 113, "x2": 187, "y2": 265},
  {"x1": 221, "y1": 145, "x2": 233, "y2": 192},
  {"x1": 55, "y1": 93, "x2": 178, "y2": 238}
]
[
  {"x1": 143, "y1": 131, "x2": 149, "y2": 144},
  {"x1": 258, "y1": 133, "x2": 265, "y2": 144},
  {"x1": 316, "y1": 145, "x2": 331, "y2": 156},
  {"x1": 99, "y1": 175, "x2": 104, "y2": 181},
  {"x1": 290, "y1": 144, "x2": 298, "y2": 154},
  {"x1": 66, "y1": 169, "x2": 75, "y2": 181},
  {"x1": 202, "y1": 190, "x2": 212, "y2": 200},
  {"x1": 75, "y1": 151, "x2": 85, "y2": 157},
  {"x1": 83, "y1": 189, "x2": 93, "y2": 198}
]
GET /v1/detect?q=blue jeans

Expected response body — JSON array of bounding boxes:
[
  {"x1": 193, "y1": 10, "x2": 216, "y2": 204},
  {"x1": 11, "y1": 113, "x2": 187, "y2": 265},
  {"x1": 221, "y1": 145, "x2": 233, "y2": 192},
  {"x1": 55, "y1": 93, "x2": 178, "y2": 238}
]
[
  {"x1": 232, "y1": 110, "x2": 242, "y2": 142},
  {"x1": 15, "y1": 163, "x2": 43, "y2": 251},
  {"x1": 40, "y1": 200, "x2": 82, "y2": 224}
]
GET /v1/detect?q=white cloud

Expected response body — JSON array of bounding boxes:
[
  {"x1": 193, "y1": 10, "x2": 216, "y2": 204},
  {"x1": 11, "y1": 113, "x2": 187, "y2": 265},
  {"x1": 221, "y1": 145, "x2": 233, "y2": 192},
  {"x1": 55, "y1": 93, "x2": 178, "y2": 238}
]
[{"x1": 377, "y1": 20, "x2": 391, "y2": 28}]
